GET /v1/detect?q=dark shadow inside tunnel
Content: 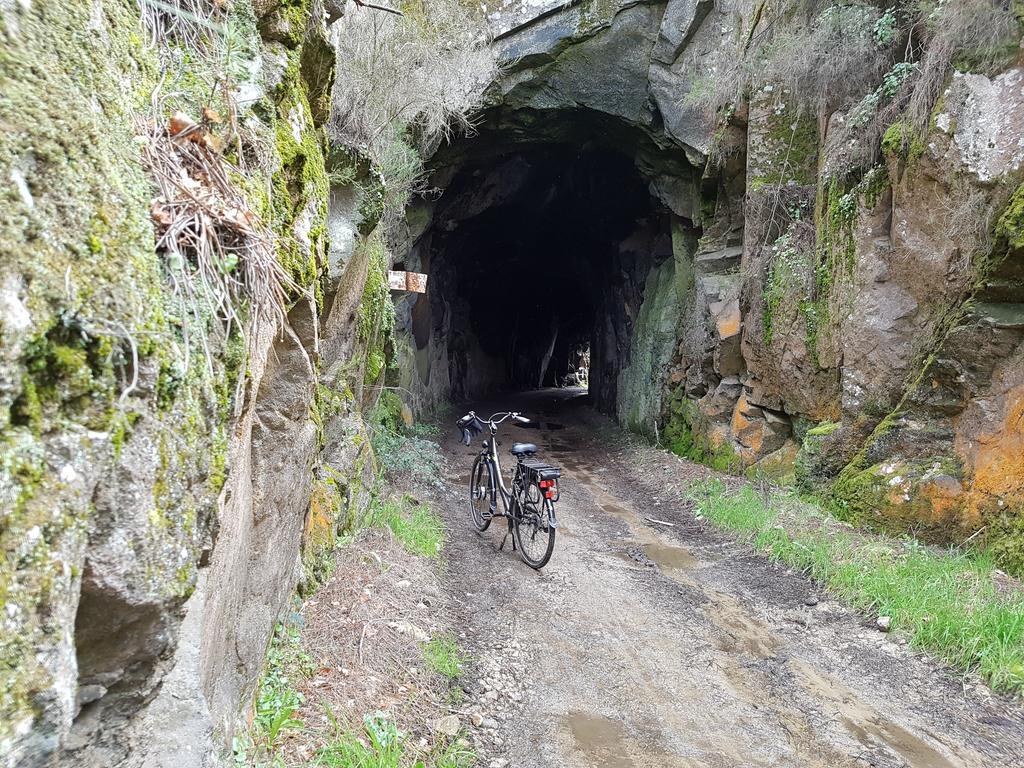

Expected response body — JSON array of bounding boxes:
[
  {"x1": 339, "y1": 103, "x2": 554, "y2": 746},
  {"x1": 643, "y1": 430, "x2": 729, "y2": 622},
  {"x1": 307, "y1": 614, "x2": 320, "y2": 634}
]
[{"x1": 408, "y1": 139, "x2": 685, "y2": 415}]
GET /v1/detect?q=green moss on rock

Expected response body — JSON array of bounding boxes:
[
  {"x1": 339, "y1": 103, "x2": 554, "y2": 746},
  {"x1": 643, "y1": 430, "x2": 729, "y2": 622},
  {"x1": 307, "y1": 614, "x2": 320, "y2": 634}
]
[
  {"x1": 750, "y1": 99, "x2": 818, "y2": 189},
  {"x1": 356, "y1": 229, "x2": 396, "y2": 387},
  {"x1": 829, "y1": 456, "x2": 965, "y2": 536},
  {"x1": 995, "y1": 182, "x2": 1024, "y2": 253},
  {"x1": 663, "y1": 390, "x2": 741, "y2": 473},
  {"x1": 882, "y1": 121, "x2": 926, "y2": 166},
  {"x1": 986, "y1": 505, "x2": 1024, "y2": 577}
]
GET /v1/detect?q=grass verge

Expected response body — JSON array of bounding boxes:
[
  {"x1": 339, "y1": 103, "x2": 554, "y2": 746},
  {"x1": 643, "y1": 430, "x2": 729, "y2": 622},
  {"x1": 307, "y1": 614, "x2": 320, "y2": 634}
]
[
  {"x1": 234, "y1": 620, "x2": 315, "y2": 763},
  {"x1": 317, "y1": 710, "x2": 474, "y2": 768},
  {"x1": 368, "y1": 495, "x2": 446, "y2": 559},
  {"x1": 237, "y1": 491, "x2": 468, "y2": 766},
  {"x1": 692, "y1": 480, "x2": 1024, "y2": 695}
]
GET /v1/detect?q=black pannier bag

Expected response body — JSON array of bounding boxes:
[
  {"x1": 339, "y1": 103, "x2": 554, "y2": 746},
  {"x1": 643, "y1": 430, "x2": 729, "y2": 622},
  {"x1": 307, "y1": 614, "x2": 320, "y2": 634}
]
[{"x1": 519, "y1": 459, "x2": 561, "y2": 501}]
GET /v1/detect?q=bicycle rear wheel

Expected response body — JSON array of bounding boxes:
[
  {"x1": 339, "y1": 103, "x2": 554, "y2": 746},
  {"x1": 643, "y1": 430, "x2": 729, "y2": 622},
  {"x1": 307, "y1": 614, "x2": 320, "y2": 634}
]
[
  {"x1": 513, "y1": 482, "x2": 555, "y2": 569},
  {"x1": 468, "y1": 455, "x2": 493, "y2": 532}
]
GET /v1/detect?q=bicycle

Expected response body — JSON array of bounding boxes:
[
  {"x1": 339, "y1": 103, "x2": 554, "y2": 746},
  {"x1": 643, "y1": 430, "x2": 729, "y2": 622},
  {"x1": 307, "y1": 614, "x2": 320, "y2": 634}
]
[{"x1": 456, "y1": 410, "x2": 560, "y2": 569}]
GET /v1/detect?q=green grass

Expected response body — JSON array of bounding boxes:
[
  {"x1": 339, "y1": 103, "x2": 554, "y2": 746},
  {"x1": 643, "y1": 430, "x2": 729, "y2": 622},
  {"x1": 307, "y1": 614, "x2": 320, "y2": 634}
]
[
  {"x1": 235, "y1": 620, "x2": 316, "y2": 763},
  {"x1": 422, "y1": 633, "x2": 465, "y2": 680},
  {"x1": 692, "y1": 481, "x2": 1024, "y2": 695},
  {"x1": 317, "y1": 710, "x2": 474, "y2": 768},
  {"x1": 368, "y1": 496, "x2": 445, "y2": 559}
]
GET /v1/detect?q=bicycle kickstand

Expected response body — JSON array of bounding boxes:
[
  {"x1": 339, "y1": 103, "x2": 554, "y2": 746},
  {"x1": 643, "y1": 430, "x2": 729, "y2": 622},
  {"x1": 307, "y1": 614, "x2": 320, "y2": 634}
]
[{"x1": 497, "y1": 519, "x2": 516, "y2": 552}]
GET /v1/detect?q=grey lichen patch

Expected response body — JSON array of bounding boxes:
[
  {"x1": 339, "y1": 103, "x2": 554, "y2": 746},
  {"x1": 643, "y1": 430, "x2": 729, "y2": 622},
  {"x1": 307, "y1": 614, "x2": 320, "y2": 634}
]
[{"x1": 1, "y1": 428, "x2": 91, "y2": 751}]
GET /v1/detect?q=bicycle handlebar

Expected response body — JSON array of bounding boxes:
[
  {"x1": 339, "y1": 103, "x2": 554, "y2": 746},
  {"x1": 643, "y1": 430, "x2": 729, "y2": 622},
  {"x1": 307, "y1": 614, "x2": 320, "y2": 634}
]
[{"x1": 456, "y1": 410, "x2": 531, "y2": 445}]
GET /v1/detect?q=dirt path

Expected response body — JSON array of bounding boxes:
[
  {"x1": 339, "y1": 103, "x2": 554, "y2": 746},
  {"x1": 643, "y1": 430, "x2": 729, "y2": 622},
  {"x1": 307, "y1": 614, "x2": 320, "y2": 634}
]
[{"x1": 430, "y1": 389, "x2": 1024, "y2": 768}]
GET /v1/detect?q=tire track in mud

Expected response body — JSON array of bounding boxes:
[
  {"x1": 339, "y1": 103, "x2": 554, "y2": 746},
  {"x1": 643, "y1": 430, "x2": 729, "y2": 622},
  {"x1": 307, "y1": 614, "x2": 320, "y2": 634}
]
[{"x1": 435, "y1": 390, "x2": 1024, "y2": 768}]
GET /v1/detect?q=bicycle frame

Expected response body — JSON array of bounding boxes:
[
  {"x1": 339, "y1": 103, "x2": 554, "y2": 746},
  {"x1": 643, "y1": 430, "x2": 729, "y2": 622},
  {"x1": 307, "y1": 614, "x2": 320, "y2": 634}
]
[
  {"x1": 476, "y1": 418, "x2": 557, "y2": 531},
  {"x1": 477, "y1": 416, "x2": 519, "y2": 519}
]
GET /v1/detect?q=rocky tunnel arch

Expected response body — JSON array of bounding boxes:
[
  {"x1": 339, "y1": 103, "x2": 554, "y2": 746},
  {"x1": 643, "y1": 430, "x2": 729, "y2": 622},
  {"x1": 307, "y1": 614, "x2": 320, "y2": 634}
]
[{"x1": 392, "y1": 106, "x2": 716, "y2": 425}]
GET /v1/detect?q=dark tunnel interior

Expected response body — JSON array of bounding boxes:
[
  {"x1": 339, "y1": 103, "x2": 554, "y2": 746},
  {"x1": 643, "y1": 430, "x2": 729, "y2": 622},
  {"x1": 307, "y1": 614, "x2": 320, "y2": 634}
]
[{"x1": 417, "y1": 143, "x2": 678, "y2": 413}]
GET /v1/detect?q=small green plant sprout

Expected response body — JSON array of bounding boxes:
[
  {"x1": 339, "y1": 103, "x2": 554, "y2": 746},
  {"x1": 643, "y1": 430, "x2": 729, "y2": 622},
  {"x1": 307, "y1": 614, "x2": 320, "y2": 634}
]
[
  {"x1": 251, "y1": 621, "x2": 314, "y2": 750},
  {"x1": 423, "y1": 633, "x2": 465, "y2": 681}
]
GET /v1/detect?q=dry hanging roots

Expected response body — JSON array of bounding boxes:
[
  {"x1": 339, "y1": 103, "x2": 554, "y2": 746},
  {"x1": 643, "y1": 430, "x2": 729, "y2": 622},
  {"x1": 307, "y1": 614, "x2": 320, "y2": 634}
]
[
  {"x1": 137, "y1": 0, "x2": 225, "y2": 52},
  {"x1": 139, "y1": 107, "x2": 297, "y2": 367}
]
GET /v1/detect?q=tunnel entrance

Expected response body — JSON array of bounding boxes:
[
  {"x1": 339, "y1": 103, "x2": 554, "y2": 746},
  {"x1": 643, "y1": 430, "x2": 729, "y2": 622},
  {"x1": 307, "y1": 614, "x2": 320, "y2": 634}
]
[{"x1": 403, "y1": 136, "x2": 688, "y2": 416}]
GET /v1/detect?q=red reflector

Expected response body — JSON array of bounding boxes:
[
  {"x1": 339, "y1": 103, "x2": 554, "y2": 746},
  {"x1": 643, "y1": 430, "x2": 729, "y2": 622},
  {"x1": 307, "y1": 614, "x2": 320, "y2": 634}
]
[
  {"x1": 539, "y1": 480, "x2": 552, "y2": 488},
  {"x1": 544, "y1": 491, "x2": 554, "y2": 499}
]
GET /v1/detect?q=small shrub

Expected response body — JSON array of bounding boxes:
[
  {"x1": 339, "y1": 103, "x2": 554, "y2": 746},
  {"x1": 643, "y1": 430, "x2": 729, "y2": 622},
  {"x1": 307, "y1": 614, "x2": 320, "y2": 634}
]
[
  {"x1": 371, "y1": 429, "x2": 444, "y2": 485},
  {"x1": 369, "y1": 396, "x2": 446, "y2": 486}
]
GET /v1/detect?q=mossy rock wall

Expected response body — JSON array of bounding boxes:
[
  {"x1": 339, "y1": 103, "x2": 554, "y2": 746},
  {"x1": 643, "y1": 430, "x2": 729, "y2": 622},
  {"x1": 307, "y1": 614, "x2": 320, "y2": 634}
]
[
  {"x1": 1, "y1": 2, "x2": 203, "y2": 758},
  {"x1": 617, "y1": 257, "x2": 681, "y2": 437},
  {"x1": 0, "y1": 1, "x2": 386, "y2": 763}
]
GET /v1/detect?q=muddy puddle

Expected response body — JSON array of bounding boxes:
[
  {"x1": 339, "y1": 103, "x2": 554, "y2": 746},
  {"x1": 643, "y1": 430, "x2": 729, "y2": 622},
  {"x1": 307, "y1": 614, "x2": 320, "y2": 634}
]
[
  {"x1": 708, "y1": 602, "x2": 781, "y2": 659},
  {"x1": 615, "y1": 543, "x2": 697, "y2": 571},
  {"x1": 566, "y1": 712, "x2": 634, "y2": 767},
  {"x1": 601, "y1": 502, "x2": 632, "y2": 520},
  {"x1": 644, "y1": 543, "x2": 697, "y2": 570}
]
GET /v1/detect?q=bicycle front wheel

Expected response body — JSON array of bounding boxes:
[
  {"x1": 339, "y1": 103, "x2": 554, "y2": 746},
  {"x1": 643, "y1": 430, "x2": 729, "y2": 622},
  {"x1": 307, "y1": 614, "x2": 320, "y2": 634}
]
[
  {"x1": 513, "y1": 483, "x2": 555, "y2": 569},
  {"x1": 469, "y1": 455, "x2": 493, "y2": 532}
]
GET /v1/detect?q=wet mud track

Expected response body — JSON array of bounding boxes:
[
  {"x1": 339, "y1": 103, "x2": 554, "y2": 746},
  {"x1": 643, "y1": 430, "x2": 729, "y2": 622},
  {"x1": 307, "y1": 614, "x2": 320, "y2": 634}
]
[{"x1": 433, "y1": 390, "x2": 1024, "y2": 768}]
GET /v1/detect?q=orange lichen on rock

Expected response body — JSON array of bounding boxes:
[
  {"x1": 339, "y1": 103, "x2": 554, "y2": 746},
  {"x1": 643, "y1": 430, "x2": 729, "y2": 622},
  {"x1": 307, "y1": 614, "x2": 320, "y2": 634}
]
[
  {"x1": 712, "y1": 298, "x2": 741, "y2": 340},
  {"x1": 965, "y1": 384, "x2": 1024, "y2": 519},
  {"x1": 916, "y1": 474, "x2": 966, "y2": 527},
  {"x1": 304, "y1": 482, "x2": 338, "y2": 555}
]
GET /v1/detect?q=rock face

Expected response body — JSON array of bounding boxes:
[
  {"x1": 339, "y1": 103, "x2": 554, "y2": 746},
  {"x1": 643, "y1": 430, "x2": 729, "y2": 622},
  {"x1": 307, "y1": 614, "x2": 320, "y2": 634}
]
[
  {"x1": 1, "y1": 1, "x2": 381, "y2": 764},
  {"x1": 392, "y1": 0, "x2": 1024, "y2": 573}
]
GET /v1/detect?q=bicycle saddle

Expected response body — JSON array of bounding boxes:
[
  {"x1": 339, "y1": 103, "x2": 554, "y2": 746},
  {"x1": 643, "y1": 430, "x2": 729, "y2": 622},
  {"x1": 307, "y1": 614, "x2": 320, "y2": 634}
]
[{"x1": 511, "y1": 442, "x2": 537, "y2": 456}]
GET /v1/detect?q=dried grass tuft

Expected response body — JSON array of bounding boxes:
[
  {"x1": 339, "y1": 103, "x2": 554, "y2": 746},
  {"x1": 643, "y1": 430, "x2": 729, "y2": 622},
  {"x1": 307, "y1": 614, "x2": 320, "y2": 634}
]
[
  {"x1": 137, "y1": 0, "x2": 222, "y2": 52},
  {"x1": 693, "y1": 0, "x2": 1021, "y2": 173},
  {"x1": 139, "y1": 100, "x2": 296, "y2": 379},
  {"x1": 330, "y1": 0, "x2": 499, "y2": 222}
]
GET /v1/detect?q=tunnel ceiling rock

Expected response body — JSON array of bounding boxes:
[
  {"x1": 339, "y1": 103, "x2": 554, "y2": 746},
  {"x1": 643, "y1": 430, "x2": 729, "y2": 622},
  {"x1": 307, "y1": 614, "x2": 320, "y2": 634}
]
[{"x1": 488, "y1": 0, "x2": 731, "y2": 163}]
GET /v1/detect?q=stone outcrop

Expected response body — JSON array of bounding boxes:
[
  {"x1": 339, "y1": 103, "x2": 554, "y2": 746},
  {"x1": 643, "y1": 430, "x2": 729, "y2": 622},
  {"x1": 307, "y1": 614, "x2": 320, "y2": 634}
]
[
  {"x1": 393, "y1": 0, "x2": 1024, "y2": 573},
  {"x1": 1, "y1": 1, "x2": 384, "y2": 764}
]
